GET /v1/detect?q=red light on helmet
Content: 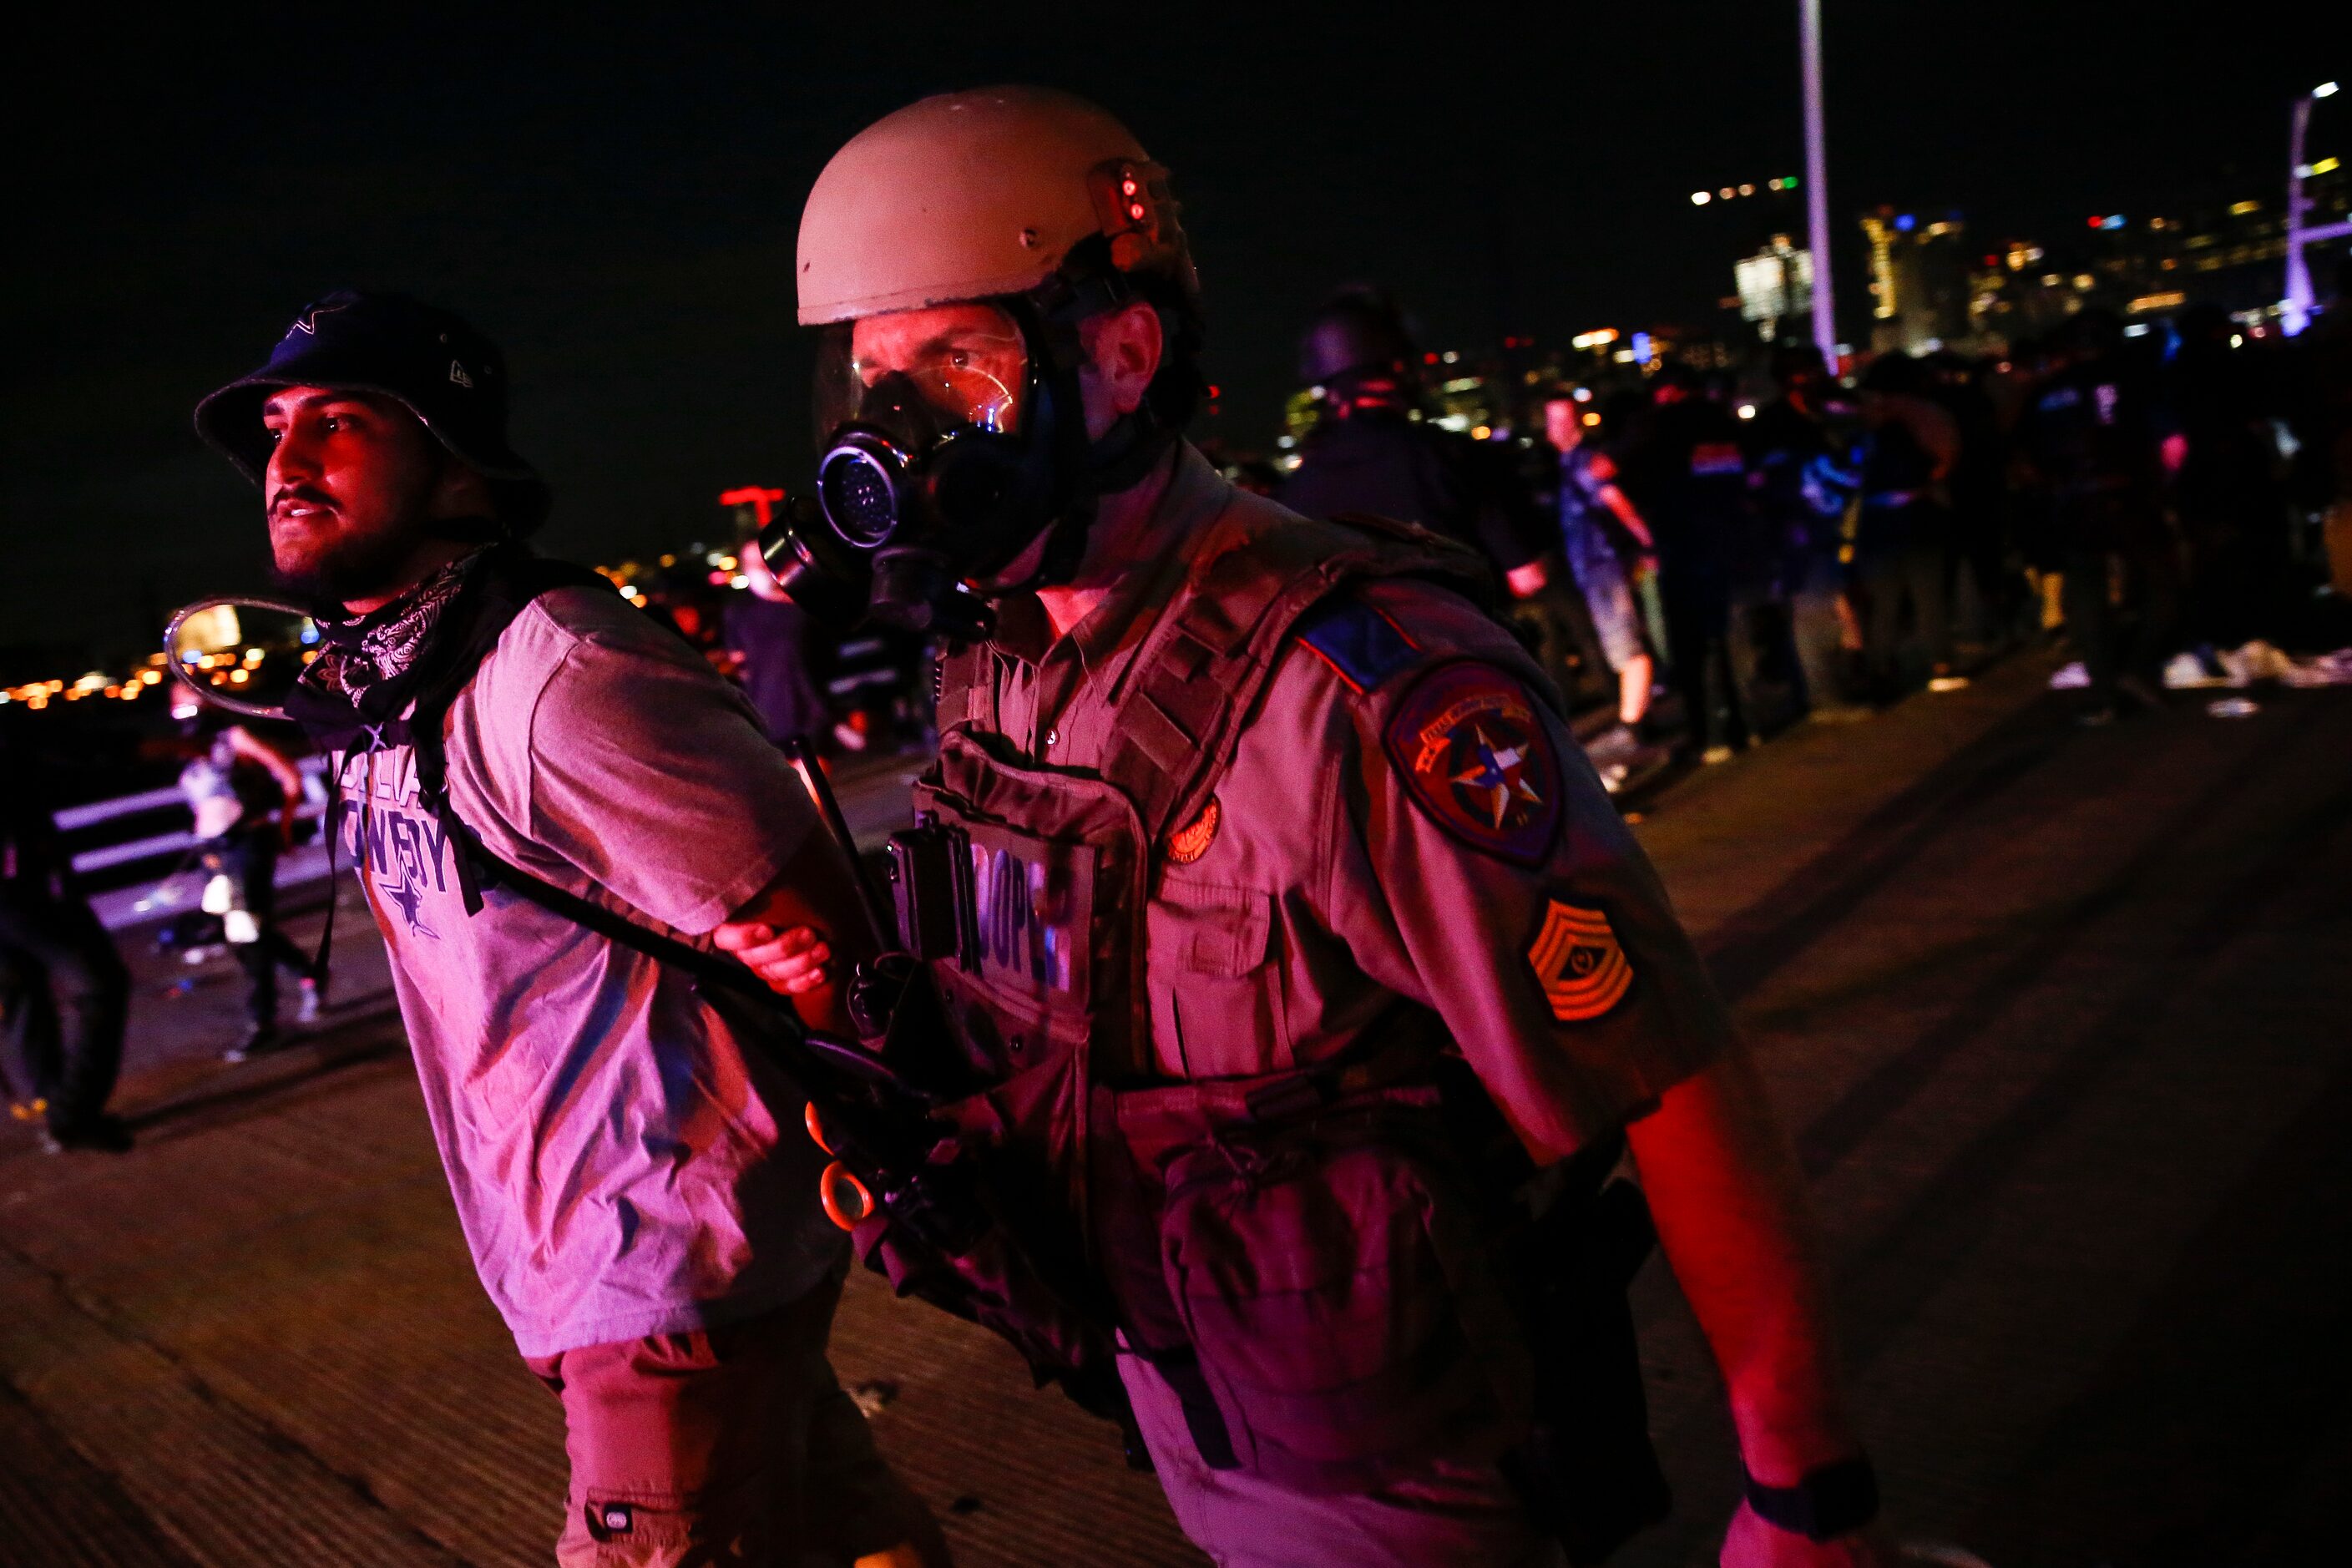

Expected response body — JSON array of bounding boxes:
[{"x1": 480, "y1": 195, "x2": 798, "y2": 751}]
[{"x1": 1089, "y1": 158, "x2": 1181, "y2": 275}]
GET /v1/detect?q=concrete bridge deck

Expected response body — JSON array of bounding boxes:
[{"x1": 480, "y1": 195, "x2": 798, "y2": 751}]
[{"x1": 3, "y1": 654, "x2": 2346, "y2": 1566}]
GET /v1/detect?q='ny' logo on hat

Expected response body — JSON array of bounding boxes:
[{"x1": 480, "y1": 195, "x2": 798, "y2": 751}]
[{"x1": 288, "y1": 302, "x2": 350, "y2": 336}]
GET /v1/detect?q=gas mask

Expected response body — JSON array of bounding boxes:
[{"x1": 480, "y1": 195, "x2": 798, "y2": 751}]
[{"x1": 764, "y1": 301, "x2": 1084, "y2": 640}]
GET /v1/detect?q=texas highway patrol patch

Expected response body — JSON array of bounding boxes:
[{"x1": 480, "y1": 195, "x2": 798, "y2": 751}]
[
  {"x1": 1383, "y1": 661, "x2": 1563, "y2": 866},
  {"x1": 1526, "y1": 898, "x2": 1634, "y2": 1022}
]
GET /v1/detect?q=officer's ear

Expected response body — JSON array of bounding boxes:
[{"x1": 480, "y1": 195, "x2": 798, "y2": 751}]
[{"x1": 1075, "y1": 300, "x2": 1164, "y2": 442}]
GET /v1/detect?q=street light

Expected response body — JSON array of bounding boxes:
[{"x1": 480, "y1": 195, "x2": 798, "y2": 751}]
[
  {"x1": 1800, "y1": 0, "x2": 1838, "y2": 364},
  {"x1": 2284, "y1": 79, "x2": 2351, "y2": 335}
]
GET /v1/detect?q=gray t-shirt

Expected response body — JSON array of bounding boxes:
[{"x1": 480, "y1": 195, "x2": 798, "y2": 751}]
[{"x1": 336, "y1": 585, "x2": 844, "y2": 1357}]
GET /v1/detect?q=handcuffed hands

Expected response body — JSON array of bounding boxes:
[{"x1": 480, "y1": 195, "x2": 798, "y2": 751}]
[{"x1": 712, "y1": 920, "x2": 833, "y2": 995}]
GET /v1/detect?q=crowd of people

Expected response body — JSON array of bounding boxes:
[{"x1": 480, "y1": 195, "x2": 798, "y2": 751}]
[{"x1": 1276, "y1": 285, "x2": 2352, "y2": 790}]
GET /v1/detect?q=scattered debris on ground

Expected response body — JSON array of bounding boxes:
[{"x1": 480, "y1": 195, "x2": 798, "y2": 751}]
[{"x1": 847, "y1": 1378, "x2": 900, "y2": 1418}]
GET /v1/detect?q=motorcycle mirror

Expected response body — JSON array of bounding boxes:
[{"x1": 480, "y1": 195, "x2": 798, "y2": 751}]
[{"x1": 161, "y1": 596, "x2": 321, "y2": 721}]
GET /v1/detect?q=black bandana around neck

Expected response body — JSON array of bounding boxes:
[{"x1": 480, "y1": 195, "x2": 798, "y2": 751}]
[
  {"x1": 309, "y1": 554, "x2": 478, "y2": 702},
  {"x1": 281, "y1": 543, "x2": 624, "y2": 760},
  {"x1": 285, "y1": 548, "x2": 493, "y2": 750}
]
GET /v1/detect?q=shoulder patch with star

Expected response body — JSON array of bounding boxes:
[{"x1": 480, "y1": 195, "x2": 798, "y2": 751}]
[{"x1": 1381, "y1": 660, "x2": 1563, "y2": 866}]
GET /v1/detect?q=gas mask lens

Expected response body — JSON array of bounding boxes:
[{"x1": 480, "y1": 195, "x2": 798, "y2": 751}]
[{"x1": 813, "y1": 305, "x2": 1031, "y2": 441}]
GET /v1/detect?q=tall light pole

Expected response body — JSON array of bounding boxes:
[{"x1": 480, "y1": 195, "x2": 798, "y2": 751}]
[
  {"x1": 1800, "y1": 0, "x2": 1838, "y2": 364},
  {"x1": 2284, "y1": 80, "x2": 2346, "y2": 337}
]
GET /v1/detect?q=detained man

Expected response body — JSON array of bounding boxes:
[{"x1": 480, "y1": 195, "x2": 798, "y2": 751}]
[{"x1": 193, "y1": 291, "x2": 946, "y2": 1568}]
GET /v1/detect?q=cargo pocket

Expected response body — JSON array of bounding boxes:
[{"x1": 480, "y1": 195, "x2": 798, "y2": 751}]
[
  {"x1": 1156, "y1": 1124, "x2": 1528, "y2": 1494},
  {"x1": 1145, "y1": 882, "x2": 1289, "y2": 1076}
]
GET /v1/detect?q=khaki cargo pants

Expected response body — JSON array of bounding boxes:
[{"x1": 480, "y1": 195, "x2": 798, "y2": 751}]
[
  {"x1": 527, "y1": 1268, "x2": 941, "y2": 1566},
  {"x1": 1119, "y1": 1353, "x2": 1565, "y2": 1568}
]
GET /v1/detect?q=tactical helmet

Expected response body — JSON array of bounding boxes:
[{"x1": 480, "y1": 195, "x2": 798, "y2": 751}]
[
  {"x1": 778, "y1": 88, "x2": 1205, "y2": 635},
  {"x1": 1297, "y1": 289, "x2": 1420, "y2": 392},
  {"x1": 797, "y1": 86, "x2": 1196, "y2": 325}
]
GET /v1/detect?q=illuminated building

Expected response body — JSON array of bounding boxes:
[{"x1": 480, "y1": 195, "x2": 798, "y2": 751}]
[
  {"x1": 1734, "y1": 235, "x2": 1816, "y2": 341},
  {"x1": 1859, "y1": 207, "x2": 1972, "y2": 353}
]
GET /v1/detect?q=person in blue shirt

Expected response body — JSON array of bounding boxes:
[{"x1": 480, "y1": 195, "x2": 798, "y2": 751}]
[
  {"x1": 1542, "y1": 393, "x2": 1659, "y2": 781},
  {"x1": 1745, "y1": 345, "x2": 1863, "y2": 717}
]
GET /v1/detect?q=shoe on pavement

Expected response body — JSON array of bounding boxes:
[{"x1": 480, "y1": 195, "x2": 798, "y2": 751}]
[
  {"x1": 1700, "y1": 744, "x2": 1736, "y2": 766},
  {"x1": 1927, "y1": 675, "x2": 1971, "y2": 694},
  {"x1": 2164, "y1": 650, "x2": 2229, "y2": 689},
  {"x1": 41, "y1": 1113, "x2": 134, "y2": 1155},
  {"x1": 297, "y1": 975, "x2": 326, "y2": 1024},
  {"x1": 224, "y1": 1024, "x2": 281, "y2": 1065}
]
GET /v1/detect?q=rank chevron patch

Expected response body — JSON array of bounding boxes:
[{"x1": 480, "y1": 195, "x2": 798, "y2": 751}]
[{"x1": 1526, "y1": 898, "x2": 1634, "y2": 1023}]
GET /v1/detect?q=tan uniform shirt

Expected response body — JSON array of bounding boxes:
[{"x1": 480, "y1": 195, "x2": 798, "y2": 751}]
[{"x1": 975, "y1": 447, "x2": 1731, "y2": 1165}]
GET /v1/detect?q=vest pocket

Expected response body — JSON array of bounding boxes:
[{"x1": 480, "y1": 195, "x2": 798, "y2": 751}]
[
  {"x1": 1146, "y1": 882, "x2": 1290, "y2": 1075},
  {"x1": 1156, "y1": 1115, "x2": 1528, "y2": 1493}
]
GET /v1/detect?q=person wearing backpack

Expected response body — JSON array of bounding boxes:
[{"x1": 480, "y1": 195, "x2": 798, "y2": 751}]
[{"x1": 194, "y1": 291, "x2": 944, "y2": 1567}]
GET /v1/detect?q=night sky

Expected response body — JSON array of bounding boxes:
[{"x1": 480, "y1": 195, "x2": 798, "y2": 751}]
[{"x1": 7, "y1": 3, "x2": 2347, "y2": 663}]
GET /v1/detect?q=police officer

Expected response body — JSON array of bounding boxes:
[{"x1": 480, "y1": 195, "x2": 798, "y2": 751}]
[
  {"x1": 1282, "y1": 291, "x2": 1601, "y2": 721},
  {"x1": 1284, "y1": 289, "x2": 1551, "y2": 588},
  {"x1": 767, "y1": 88, "x2": 1891, "y2": 1567}
]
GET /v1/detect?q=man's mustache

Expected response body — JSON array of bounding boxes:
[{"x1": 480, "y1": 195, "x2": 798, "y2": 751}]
[{"x1": 269, "y1": 484, "x2": 337, "y2": 518}]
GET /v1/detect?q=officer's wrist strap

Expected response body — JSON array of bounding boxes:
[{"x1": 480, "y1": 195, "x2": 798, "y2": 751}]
[{"x1": 1742, "y1": 1455, "x2": 1879, "y2": 1540}]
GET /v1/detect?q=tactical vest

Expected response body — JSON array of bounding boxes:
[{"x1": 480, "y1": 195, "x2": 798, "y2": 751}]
[{"x1": 894, "y1": 486, "x2": 1595, "y2": 1492}]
